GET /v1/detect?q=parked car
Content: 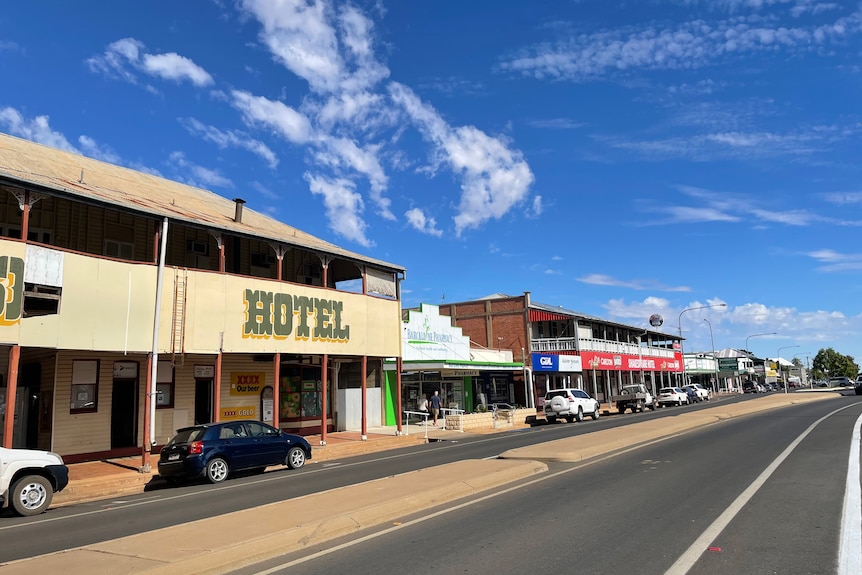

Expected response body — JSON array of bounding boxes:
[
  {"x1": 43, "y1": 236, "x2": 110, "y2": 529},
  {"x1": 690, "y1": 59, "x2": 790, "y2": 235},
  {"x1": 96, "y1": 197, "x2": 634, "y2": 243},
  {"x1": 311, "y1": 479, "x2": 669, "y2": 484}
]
[
  {"x1": 658, "y1": 387, "x2": 689, "y2": 407},
  {"x1": 742, "y1": 380, "x2": 760, "y2": 393},
  {"x1": 158, "y1": 420, "x2": 312, "y2": 484},
  {"x1": 543, "y1": 388, "x2": 601, "y2": 423},
  {"x1": 684, "y1": 384, "x2": 711, "y2": 402},
  {"x1": 0, "y1": 446, "x2": 69, "y2": 516},
  {"x1": 828, "y1": 377, "x2": 855, "y2": 388}
]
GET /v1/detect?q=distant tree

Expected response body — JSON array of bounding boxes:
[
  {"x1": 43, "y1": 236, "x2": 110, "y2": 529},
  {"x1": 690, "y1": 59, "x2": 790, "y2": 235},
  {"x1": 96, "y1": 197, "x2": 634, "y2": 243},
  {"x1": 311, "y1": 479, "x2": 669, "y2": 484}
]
[
  {"x1": 791, "y1": 358, "x2": 803, "y2": 367},
  {"x1": 812, "y1": 348, "x2": 859, "y2": 379}
]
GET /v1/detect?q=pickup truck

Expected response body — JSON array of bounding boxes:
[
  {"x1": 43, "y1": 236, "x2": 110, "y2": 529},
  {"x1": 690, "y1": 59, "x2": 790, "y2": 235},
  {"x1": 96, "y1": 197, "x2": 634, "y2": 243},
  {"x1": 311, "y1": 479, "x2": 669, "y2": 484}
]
[
  {"x1": 0, "y1": 446, "x2": 69, "y2": 516},
  {"x1": 611, "y1": 384, "x2": 656, "y2": 414}
]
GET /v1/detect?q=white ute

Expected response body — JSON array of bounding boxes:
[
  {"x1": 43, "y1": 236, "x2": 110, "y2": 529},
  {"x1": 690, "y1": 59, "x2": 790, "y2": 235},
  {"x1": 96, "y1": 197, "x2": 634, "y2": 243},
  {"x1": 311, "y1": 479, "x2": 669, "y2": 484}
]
[
  {"x1": 542, "y1": 388, "x2": 601, "y2": 423},
  {"x1": 0, "y1": 446, "x2": 69, "y2": 516}
]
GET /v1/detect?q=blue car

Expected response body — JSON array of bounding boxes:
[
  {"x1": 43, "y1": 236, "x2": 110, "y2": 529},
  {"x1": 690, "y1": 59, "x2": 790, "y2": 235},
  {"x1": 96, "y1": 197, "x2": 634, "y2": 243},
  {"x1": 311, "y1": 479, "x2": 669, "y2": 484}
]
[{"x1": 158, "y1": 420, "x2": 312, "y2": 484}]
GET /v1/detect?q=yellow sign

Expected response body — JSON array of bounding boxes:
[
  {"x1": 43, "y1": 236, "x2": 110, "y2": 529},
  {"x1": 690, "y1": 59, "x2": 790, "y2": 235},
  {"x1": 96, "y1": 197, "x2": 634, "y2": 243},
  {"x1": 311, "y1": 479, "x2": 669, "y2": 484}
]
[
  {"x1": 220, "y1": 406, "x2": 257, "y2": 420},
  {"x1": 230, "y1": 372, "x2": 266, "y2": 395}
]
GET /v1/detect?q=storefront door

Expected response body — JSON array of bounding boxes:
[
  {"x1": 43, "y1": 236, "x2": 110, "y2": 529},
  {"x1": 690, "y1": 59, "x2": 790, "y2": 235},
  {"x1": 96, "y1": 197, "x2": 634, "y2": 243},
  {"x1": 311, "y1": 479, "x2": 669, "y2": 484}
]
[{"x1": 111, "y1": 378, "x2": 138, "y2": 449}]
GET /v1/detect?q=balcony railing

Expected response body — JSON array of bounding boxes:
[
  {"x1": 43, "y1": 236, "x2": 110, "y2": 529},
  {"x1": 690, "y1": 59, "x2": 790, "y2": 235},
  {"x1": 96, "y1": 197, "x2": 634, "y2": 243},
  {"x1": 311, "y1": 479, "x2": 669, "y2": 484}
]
[{"x1": 531, "y1": 337, "x2": 676, "y2": 358}]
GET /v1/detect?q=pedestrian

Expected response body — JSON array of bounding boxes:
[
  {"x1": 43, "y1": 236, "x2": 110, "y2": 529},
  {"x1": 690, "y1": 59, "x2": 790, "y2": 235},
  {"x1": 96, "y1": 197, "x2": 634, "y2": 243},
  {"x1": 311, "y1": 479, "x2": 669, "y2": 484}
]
[
  {"x1": 429, "y1": 389, "x2": 443, "y2": 426},
  {"x1": 418, "y1": 394, "x2": 429, "y2": 424}
]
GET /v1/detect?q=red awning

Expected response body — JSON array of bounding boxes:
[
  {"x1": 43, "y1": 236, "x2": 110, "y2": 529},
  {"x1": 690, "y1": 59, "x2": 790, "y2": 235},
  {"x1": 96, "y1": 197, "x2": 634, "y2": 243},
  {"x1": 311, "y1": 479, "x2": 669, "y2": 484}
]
[{"x1": 529, "y1": 310, "x2": 571, "y2": 322}]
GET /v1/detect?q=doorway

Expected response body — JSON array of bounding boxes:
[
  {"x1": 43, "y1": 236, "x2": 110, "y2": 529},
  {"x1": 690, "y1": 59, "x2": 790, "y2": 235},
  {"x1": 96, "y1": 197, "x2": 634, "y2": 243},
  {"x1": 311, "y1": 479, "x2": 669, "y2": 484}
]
[
  {"x1": 111, "y1": 378, "x2": 138, "y2": 449},
  {"x1": 195, "y1": 379, "x2": 213, "y2": 424},
  {"x1": 12, "y1": 363, "x2": 41, "y2": 449}
]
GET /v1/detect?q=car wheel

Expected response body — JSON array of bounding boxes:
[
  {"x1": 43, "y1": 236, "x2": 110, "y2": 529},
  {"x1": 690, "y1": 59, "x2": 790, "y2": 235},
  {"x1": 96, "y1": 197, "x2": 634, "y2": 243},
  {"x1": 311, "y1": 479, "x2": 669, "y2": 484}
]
[
  {"x1": 575, "y1": 407, "x2": 584, "y2": 422},
  {"x1": 10, "y1": 475, "x2": 53, "y2": 516},
  {"x1": 591, "y1": 405, "x2": 600, "y2": 420},
  {"x1": 286, "y1": 446, "x2": 307, "y2": 469},
  {"x1": 206, "y1": 457, "x2": 229, "y2": 483},
  {"x1": 565, "y1": 415, "x2": 574, "y2": 423},
  {"x1": 546, "y1": 415, "x2": 557, "y2": 424},
  {"x1": 636, "y1": 400, "x2": 644, "y2": 413}
]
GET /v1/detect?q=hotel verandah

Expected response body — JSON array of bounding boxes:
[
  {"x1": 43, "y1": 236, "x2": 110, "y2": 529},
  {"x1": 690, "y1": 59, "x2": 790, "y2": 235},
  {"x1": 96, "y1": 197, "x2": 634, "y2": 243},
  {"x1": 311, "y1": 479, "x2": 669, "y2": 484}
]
[{"x1": 0, "y1": 132, "x2": 406, "y2": 468}]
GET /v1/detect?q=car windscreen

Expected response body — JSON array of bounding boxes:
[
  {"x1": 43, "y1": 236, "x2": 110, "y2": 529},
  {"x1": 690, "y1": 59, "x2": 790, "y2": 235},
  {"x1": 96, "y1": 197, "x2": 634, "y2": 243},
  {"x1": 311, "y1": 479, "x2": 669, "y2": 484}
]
[
  {"x1": 545, "y1": 391, "x2": 568, "y2": 399},
  {"x1": 165, "y1": 427, "x2": 206, "y2": 447}
]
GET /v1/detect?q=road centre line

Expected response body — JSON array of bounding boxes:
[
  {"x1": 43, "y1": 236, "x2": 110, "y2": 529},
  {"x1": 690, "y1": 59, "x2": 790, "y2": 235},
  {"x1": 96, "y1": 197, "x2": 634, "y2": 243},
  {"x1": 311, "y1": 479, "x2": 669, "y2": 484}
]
[
  {"x1": 838, "y1": 411, "x2": 862, "y2": 574},
  {"x1": 666, "y1": 402, "x2": 861, "y2": 575},
  {"x1": 248, "y1": 428, "x2": 705, "y2": 574}
]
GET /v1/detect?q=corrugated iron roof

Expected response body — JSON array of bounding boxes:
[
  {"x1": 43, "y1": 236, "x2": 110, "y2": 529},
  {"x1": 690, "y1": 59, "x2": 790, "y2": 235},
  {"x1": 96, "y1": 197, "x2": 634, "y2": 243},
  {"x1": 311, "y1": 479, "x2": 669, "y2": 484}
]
[{"x1": 0, "y1": 132, "x2": 405, "y2": 273}]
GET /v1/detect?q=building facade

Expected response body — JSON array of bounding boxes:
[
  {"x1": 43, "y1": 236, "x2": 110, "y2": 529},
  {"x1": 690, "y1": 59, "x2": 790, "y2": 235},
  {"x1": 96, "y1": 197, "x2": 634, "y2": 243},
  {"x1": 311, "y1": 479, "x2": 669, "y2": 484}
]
[
  {"x1": 0, "y1": 133, "x2": 405, "y2": 467},
  {"x1": 438, "y1": 293, "x2": 684, "y2": 408},
  {"x1": 383, "y1": 304, "x2": 522, "y2": 422}
]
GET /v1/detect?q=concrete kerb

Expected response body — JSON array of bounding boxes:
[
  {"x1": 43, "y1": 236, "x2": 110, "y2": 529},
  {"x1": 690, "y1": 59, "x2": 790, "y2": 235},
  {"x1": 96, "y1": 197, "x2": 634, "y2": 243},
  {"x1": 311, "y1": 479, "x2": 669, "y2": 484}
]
[
  {"x1": 501, "y1": 392, "x2": 838, "y2": 464},
  {"x1": 1, "y1": 459, "x2": 548, "y2": 575}
]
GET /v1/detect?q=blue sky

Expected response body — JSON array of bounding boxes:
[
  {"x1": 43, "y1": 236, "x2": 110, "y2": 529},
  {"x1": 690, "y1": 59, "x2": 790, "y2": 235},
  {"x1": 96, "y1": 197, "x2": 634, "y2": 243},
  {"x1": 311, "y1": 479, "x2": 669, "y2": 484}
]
[{"x1": 1, "y1": 0, "x2": 860, "y2": 364}]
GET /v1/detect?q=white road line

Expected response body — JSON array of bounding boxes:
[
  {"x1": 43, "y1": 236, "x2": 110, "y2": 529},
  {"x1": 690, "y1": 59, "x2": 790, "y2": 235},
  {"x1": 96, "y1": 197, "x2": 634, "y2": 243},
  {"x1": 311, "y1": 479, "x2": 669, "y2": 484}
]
[
  {"x1": 838, "y1": 411, "x2": 862, "y2": 574},
  {"x1": 666, "y1": 403, "x2": 861, "y2": 575}
]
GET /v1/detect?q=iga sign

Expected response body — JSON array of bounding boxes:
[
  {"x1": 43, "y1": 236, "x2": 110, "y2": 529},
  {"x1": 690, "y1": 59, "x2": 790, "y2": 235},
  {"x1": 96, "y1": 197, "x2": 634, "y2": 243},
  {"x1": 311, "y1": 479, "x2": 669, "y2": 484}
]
[
  {"x1": 532, "y1": 354, "x2": 583, "y2": 372},
  {"x1": 580, "y1": 351, "x2": 682, "y2": 372}
]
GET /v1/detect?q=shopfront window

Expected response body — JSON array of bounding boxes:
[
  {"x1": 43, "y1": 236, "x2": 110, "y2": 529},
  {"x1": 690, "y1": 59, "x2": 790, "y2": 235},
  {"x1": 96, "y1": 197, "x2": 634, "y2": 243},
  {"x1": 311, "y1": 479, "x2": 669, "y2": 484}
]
[{"x1": 279, "y1": 365, "x2": 332, "y2": 420}]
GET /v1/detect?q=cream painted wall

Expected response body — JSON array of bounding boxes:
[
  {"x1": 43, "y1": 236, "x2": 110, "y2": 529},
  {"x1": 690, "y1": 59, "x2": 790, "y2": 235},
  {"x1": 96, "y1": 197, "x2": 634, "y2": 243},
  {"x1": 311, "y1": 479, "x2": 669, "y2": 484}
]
[
  {"x1": 1, "y1": 241, "x2": 401, "y2": 359},
  {"x1": 179, "y1": 271, "x2": 402, "y2": 357}
]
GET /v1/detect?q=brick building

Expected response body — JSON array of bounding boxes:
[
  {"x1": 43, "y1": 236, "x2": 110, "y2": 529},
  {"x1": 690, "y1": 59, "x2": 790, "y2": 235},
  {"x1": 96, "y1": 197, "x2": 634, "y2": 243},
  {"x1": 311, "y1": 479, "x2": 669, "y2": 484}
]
[{"x1": 439, "y1": 293, "x2": 684, "y2": 408}]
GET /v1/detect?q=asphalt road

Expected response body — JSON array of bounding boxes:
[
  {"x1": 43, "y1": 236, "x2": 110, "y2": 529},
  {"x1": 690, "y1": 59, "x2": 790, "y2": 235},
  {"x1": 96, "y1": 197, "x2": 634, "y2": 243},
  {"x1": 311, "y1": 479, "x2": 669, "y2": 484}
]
[
  {"x1": 234, "y1": 396, "x2": 862, "y2": 575},
  {"x1": 1, "y1": 392, "x2": 858, "y2": 572}
]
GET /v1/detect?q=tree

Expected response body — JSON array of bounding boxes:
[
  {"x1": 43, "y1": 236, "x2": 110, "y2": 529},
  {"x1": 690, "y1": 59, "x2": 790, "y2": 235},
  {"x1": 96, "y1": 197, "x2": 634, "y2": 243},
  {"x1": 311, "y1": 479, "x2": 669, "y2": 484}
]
[{"x1": 811, "y1": 348, "x2": 859, "y2": 380}]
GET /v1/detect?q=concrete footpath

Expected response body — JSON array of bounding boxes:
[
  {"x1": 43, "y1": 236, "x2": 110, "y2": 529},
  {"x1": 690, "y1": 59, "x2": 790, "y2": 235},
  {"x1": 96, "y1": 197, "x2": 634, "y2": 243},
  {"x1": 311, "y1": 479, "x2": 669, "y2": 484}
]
[{"x1": 2, "y1": 392, "x2": 841, "y2": 575}]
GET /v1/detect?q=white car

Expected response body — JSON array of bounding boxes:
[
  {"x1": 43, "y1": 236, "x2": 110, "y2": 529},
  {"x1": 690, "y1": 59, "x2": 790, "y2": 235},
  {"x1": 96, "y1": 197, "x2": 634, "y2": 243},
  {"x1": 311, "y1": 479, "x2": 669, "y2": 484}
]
[
  {"x1": 543, "y1": 388, "x2": 601, "y2": 423},
  {"x1": 684, "y1": 384, "x2": 711, "y2": 402},
  {"x1": 658, "y1": 387, "x2": 689, "y2": 407},
  {"x1": 0, "y1": 447, "x2": 69, "y2": 516}
]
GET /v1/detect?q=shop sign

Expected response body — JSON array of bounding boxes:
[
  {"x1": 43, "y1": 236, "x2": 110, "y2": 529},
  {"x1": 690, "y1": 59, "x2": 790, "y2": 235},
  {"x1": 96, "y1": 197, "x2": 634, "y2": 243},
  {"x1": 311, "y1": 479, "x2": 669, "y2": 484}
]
[
  {"x1": 230, "y1": 372, "x2": 266, "y2": 395},
  {"x1": 221, "y1": 406, "x2": 256, "y2": 420},
  {"x1": 402, "y1": 304, "x2": 470, "y2": 361},
  {"x1": 718, "y1": 358, "x2": 739, "y2": 371},
  {"x1": 195, "y1": 365, "x2": 215, "y2": 378},
  {"x1": 242, "y1": 289, "x2": 350, "y2": 342},
  {"x1": 532, "y1": 354, "x2": 582, "y2": 372},
  {"x1": 113, "y1": 361, "x2": 138, "y2": 378},
  {"x1": 448, "y1": 370, "x2": 479, "y2": 376},
  {"x1": 581, "y1": 350, "x2": 682, "y2": 372},
  {"x1": 0, "y1": 255, "x2": 24, "y2": 326}
]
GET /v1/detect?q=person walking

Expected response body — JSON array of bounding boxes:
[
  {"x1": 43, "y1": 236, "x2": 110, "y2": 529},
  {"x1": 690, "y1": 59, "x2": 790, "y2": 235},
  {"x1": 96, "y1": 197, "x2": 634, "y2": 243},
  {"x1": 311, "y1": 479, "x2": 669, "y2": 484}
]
[{"x1": 429, "y1": 389, "x2": 443, "y2": 426}]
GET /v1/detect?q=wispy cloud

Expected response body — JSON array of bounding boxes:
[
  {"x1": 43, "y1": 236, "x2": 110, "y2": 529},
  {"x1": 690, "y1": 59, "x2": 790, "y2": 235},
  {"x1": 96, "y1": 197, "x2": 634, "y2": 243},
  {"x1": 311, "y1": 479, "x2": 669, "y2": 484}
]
[
  {"x1": 169, "y1": 151, "x2": 233, "y2": 189},
  {"x1": 180, "y1": 117, "x2": 278, "y2": 169},
  {"x1": 579, "y1": 273, "x2": 692, "y2": 292},
  {"x1": 527, "y1": 118, "x2": 586, "y2": 129},
  {"x1": 501, "y1": 7, "x2": 862, "y2": 82},
  {"x1": 805, "y1": 249, "x2": 862, "y2": 272}
]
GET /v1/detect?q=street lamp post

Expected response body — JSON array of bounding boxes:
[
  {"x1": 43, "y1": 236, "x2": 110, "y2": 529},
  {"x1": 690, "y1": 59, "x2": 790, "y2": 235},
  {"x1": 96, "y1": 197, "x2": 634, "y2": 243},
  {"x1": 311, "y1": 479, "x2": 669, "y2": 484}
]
[
  {"x1": 703, "y1": 318, "x2": 718, "y2": 393},
  {"x1": 745, "y1": 332, "x2": 777, "y2": 354},
  {"x1": 777, "y1": 345, "x2": 800, "y2": 394},
  {"x1": 678, "y1": 304, "x2": 727, "y2": 386}
]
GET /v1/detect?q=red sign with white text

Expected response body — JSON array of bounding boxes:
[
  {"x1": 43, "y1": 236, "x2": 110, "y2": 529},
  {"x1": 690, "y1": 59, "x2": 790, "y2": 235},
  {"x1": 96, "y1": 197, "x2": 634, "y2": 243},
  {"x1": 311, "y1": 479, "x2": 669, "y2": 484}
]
[{"x1": 579, "y1": 351, "x2": 683, "y2": 372}]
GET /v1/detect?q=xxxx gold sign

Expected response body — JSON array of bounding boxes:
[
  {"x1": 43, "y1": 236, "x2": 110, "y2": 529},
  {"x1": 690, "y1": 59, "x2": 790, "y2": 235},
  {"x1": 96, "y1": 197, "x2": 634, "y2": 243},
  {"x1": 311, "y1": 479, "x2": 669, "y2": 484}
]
[
  {"x1": 243, "y1": 289, "x2": 350, "y2": 342},
  {"x1": 0, "y1": 256, "x2": 24, "y2": 326}
]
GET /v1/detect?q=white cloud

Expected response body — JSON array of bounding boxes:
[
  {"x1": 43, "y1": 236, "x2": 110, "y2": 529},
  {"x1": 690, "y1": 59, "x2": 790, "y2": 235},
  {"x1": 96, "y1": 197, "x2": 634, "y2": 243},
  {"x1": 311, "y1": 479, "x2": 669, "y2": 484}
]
[
  {"x1": 579, "y1": 273, "x2": 692, "y2": 292},
  {"x1": 805, "y1": 249, "x2": 862, "y2": 271},
  {"x1": 531, "y1": 195, "x2": 544, "y2": 217},
  {"x1": 501, "y1": 8, "x2": 862, "y2": 82},
  {"x1": 169, "y1": 151, "x2": 234, "y2": 189},
  {"x1": 86, "y1": 38, "x2": 213, "y2": 87},
  {"x1": 181, "y1": 117, "x2": 278, "y2": 168},
  {"x1": 305, "y1": 173, "x2": 371, "y2": 246},
  {"x1": 389, "y1": 82, "x2": 534, "y2": 236},
  {"x1": 405, "y1": 207, "x2": 443, "y2": 237},
  {"x1": 0, "y1": 107, "x2": 79, "y2": 152},
  {"x1": 231, "y1": 90, "x2": 314, "y2": 144}
]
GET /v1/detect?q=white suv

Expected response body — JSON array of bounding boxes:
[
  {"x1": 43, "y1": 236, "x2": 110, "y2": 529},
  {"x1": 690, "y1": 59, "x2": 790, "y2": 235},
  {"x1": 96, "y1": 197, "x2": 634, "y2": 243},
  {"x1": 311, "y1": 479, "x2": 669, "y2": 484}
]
[
  {"x1": 543, "y1": 388, "x2": 601, "y2": 423},
  {"x1": 0, "y1": 446, "x2": 69, "y2": 515}
]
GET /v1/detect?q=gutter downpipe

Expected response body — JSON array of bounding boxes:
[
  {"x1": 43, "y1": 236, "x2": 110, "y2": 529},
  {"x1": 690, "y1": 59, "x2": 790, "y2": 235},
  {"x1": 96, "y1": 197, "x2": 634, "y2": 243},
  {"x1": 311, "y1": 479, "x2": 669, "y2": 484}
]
[{"x1": 149, "y1": 218, "x2": 169, "y2": 450}]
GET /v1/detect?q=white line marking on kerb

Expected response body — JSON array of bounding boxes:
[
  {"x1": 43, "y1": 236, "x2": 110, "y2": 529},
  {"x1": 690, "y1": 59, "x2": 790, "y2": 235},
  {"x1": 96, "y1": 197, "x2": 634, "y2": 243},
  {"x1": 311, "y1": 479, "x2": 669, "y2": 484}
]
[{"x1": 667, "y1": 403, "x2": 861, "y2": 575}]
